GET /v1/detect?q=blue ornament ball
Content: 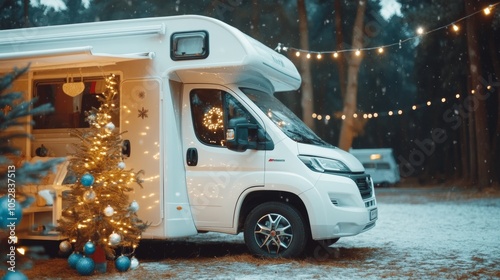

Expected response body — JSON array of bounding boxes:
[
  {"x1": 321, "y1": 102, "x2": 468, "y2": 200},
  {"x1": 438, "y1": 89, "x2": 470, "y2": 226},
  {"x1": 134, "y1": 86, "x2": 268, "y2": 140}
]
[
  {"x1": 76, "y1": 256, "x2": 95, "y2": 276},
  {"x1": 84, "y1": 241, "x2": 96, "y2": 255},
  {"x1": 2, "y1": 271, "x2": 28, "y2": 280},
  {"x1": 68, "y1": 252, "x2": 83, "y2": 269},
  {"x1": 80, "y1": 173, "x2": 95, "y2": 187},
  {"x1": 115, "y1": 255, "x2": 131, "y2": 272},
  {"x1": 0, "y1": 196, "x2": 23, "y2": 229}
]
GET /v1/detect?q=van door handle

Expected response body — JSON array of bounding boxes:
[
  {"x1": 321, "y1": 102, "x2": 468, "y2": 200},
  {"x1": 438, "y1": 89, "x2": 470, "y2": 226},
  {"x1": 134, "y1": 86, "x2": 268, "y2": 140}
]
[
  {"x1": 122, "y1": 139, "x2": 131, "y2": 157},
  {"x1": 186, "y1": 148, "x2": 198, "y2": 166}
]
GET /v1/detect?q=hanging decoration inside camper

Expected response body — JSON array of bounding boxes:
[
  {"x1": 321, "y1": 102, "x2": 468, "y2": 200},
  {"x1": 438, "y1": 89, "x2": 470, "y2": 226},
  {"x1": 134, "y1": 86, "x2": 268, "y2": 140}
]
[
  {"x1": 57, "y1": 73, "x2": 148, "y2": 276},
  {"x1": 62, "y1": 73, "x2": 85, "y2": 97}
]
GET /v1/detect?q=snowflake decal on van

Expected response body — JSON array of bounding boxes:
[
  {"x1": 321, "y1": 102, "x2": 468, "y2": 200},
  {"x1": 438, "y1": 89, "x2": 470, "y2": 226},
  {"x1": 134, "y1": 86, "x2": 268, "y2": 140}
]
[{"x1": 138, "y1": 107, "x2": 149, "y2": 119}]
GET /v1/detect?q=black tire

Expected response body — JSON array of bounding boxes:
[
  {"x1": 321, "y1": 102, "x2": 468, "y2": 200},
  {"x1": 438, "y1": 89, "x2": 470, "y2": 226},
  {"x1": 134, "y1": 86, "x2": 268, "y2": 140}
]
[
  {"x1": 243, "y1": 202, "x2": 307, "y2": 258},
  {"x1": 318, "y1": 238, "x2": 340, "y2": 246}
]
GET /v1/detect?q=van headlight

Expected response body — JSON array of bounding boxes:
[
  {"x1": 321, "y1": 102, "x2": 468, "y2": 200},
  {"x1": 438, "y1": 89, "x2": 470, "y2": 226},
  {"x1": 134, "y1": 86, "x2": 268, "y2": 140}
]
[{"x1": 298, "y1": 155, "x2": 351, "y2": 173}]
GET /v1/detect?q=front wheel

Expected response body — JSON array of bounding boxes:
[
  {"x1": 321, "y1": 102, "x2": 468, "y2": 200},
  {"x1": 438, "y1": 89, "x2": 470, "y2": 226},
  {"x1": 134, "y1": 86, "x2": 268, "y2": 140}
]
[{"x1": 243, "y1": 202, "x2": 307, "y2": 258}]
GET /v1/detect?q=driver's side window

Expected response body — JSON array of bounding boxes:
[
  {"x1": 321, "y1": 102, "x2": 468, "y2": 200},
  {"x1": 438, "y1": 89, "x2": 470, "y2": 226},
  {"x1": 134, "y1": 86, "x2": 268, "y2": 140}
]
[{"x1": 190, "y1": 89, "x2": 256, "y2": 147}]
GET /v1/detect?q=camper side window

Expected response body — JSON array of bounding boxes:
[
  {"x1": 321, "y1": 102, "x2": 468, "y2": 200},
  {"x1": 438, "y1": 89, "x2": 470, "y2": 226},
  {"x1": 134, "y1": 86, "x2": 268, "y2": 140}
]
[
  {"x1": 190, "y1": 89, "x2": 257, "y2": 147},
  {"x1": 32, "y1": 77, "x2": 120, "y2": 130}
]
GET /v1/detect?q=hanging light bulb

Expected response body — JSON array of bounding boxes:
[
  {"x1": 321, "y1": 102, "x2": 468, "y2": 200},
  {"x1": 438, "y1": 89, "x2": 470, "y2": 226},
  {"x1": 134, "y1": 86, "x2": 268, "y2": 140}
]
[
  {"x1": 484, "y1": 6, "x2": 491, "y2": 15},
  {"x1": 378, "y1": 47, "x2": 384, "y2": 54},
  {"x1": 452, "y1": 24, "x2": 459, "y2": 32},
  {"x1": 333, "y1": 52, "x2": 339, "y2": 58},
  {"x1": 416, "y1": 27, "x2": 424, "y2": 35},
  {"x1": 355, "y1": 49, "x2": 361, "y2": 56},
  {"x1": 295, "y1": 51, "x2": 300, "y2": 57},
  {"x1": 316, "y1": 53, "x2": 322, "y2": 59}
]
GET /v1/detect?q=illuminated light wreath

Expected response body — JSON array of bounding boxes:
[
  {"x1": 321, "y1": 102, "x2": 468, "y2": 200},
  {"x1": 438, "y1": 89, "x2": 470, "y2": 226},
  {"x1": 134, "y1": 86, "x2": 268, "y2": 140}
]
[{"x1": 203, "y1": 107, "x2": 224, "y2": 131}]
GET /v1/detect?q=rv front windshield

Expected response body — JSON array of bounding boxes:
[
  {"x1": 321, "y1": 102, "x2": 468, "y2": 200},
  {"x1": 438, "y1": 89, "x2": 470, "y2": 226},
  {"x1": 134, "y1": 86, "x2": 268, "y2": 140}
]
[{"x1": 241, "y1": 88, "x2": 332, "y2": 147}]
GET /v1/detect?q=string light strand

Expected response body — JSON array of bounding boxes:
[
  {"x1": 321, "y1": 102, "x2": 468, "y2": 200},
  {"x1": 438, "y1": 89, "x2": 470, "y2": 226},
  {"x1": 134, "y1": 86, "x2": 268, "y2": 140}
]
[{"x1": 275, "y1": 2, "x2": 499, "y2": 57}]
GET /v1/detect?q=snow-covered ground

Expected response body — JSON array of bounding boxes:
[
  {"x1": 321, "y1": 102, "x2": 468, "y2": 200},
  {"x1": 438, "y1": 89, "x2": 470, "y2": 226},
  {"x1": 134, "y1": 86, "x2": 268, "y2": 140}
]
[
  {"x1": 12, "y1": 186, "x2": 500, "y2": 279},
  {"x1": 133, "y1": 187, "x2": 500, "y2": 280}
]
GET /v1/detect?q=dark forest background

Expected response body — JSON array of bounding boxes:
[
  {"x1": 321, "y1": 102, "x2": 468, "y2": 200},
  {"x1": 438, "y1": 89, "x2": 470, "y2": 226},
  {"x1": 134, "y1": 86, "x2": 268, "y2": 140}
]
[{"x1": 1, "y1": 0, "x2": 499, "y2": 188}]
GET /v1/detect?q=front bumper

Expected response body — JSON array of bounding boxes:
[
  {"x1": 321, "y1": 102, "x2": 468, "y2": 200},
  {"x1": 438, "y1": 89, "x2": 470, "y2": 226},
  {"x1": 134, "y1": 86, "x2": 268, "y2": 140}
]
[{"x1": 300, "y1": 173, "x2": 378, "y2": 240}]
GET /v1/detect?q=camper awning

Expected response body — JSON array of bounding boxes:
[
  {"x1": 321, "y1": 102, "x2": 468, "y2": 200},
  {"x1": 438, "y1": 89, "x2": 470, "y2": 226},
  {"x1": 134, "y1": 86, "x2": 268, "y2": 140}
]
[{"x1": 0, "y1": 46, "x2": 155, "y2": 72}]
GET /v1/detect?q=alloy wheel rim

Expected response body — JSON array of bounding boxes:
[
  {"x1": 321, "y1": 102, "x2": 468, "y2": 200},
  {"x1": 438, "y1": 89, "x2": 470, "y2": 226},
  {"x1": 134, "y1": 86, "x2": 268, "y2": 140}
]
[{"x1": 253, "y1": 213, "x2": 293, "y2": 254}]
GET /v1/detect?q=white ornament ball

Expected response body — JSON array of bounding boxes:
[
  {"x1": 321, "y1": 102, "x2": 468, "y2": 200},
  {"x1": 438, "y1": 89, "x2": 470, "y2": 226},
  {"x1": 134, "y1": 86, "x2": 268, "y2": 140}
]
[
  {"x1": 130, "y1": 256, "x2": 139, "y2": 270},
  {"x1": 59, "y1": 240, "x2": 72, "y2": 253},
  {"x1": 129, "y1": 200, "x2": 139, "y2": 213},
  {"x1": 105, "y1": 122, "x2": 115, "y2": 131},
  {"x1": 103, "y1": 205, "x2": 114, "y2": 217},
  {"x1": 118, "y1": 161, "x2": 126, "y2": 169},
  {"x1": 109, "y1": 232, "x2": 121, "y2": 246}
]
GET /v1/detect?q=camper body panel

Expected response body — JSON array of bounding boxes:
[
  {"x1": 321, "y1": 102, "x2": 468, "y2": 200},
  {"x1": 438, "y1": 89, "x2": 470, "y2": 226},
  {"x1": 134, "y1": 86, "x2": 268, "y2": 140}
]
[{"x1": 180, "y1": 83, "x2": 266, "y2": 231}]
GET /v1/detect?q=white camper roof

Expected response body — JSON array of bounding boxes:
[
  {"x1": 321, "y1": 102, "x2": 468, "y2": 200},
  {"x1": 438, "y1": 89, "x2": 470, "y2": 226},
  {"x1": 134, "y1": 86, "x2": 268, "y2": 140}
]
[{"x1": 0, "y1": 15, "x2": 301, "y2": 92}]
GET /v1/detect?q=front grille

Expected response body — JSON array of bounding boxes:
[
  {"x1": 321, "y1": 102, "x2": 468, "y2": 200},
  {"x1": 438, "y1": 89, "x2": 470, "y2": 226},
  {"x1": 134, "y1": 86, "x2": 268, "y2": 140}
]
[
  {"x1": 354, "y1": 175, "x2": 373, "y2": 199},
  {"x1": 332, "y1": 173, "x2": 374, "y2": 200}
]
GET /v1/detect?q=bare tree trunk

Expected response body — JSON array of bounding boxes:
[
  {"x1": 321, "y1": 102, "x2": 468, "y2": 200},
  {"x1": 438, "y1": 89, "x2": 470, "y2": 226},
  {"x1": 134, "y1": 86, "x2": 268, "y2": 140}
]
[
  {"x1": 334, "y1": 0, "x2": 346, "y2": 99},
  {"x1": 23, "y1": 0, "x2": 30, "y2": 27},
  {"x1": 250, "y1": 0, "x2": 260, "y2": 39},
  {"x1": 488, "y1": 30, "x2": 500, "y2": 184},
  {"x1": 338, "y1": 0, "x2": 366, "y2": 151},
  {"x1": 460, "y1": 115, "x2": 470, "y2": 181},
  {"x1": 468, "y1": 107, "x2": 477, "y2": 185},
  {"x1": 297, "y1": 0, "x2": 315, "y2": 130},
  {"x1": 465, "y1": 0, "x2": 491, "y2": 188}
]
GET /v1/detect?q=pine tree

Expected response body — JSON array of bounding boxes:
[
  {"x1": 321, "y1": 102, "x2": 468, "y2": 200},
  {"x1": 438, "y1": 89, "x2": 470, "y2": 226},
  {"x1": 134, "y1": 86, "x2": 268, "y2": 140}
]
[
  {"x1": 56, "y1": 74, "x2": 148, "y2": 260},
  {"x1": 0, "y1": 66, "x2": 64, "y2": 190},
  {"x1": 1, "y1": 66, "x2": 65, "y2": 277}
]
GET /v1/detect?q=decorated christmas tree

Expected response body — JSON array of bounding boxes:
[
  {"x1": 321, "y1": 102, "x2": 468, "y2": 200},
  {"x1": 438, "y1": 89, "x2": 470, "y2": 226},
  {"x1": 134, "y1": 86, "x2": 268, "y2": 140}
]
[
  {"x1": 56, "y1": 74, "x2": 148, "y2": 275},
  {"x1": 1, "y1": 66, "x2": 65, "y2": 279}
]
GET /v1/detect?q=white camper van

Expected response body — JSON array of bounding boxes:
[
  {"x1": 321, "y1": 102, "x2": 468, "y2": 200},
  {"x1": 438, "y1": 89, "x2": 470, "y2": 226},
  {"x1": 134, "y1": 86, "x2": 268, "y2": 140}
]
[
  {"x1": 0, "y1": 15, "x2": 377, "y2": 257},
  {"x1": 350, "y1": 148, "x2": 400, "y2": 187}
]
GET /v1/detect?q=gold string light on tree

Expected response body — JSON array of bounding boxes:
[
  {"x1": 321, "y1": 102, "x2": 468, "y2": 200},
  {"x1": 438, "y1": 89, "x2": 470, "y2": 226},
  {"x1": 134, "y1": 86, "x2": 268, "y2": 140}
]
[{"x1": 57, "y1": 74, "x2": 148, "y2": 276}]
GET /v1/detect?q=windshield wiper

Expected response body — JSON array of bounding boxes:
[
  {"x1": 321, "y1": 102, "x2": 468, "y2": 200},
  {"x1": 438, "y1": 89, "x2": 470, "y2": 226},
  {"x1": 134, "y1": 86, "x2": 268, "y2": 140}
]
[
  {"x1": 286, "y1": 129, "x2": 315, "y2": 144},
  {"x1": 286, "y1": 129, "x2": 331, "y2": 146}
]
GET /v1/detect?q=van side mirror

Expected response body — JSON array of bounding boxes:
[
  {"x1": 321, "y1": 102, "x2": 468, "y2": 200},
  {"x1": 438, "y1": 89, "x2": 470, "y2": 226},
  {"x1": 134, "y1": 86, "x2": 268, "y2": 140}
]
[{"x1": 226, "y1": 117, "x2": 258, "y2": 152}]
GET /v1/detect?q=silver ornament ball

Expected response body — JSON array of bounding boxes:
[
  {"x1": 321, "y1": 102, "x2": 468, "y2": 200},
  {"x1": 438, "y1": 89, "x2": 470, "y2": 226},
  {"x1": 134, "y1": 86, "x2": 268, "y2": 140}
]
[
  {"x1": 130, "y1": 256, "x2": 139, "y2": 270},
  {"x1": 59, "y1": 240, "x2": 72, "y2": 253},
  {"x1": 109, "y1": 233, "x2": 121, "y2": 246},
  {"x1": 103, "y1": 205, "x2": 114, "y2": 217},
  {"x1": 129, "y1": 200, "x2": 139, "y2": 213}
]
